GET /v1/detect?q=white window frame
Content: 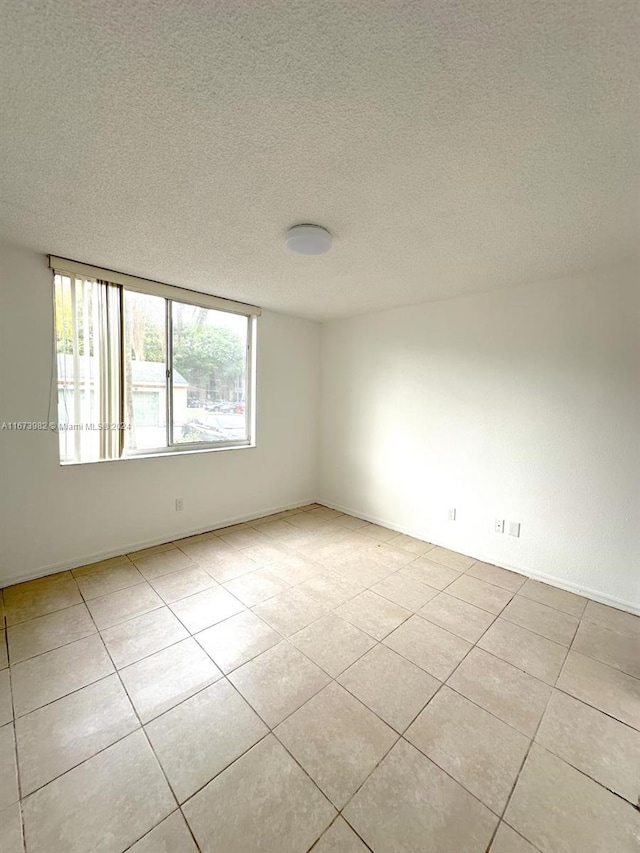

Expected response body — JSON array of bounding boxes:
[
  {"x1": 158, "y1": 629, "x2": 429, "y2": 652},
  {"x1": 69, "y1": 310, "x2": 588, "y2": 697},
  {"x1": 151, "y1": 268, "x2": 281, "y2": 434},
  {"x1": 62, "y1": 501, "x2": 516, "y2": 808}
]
[{"x1": 50, "y1": 256, "x2": 260, "y2": 463}]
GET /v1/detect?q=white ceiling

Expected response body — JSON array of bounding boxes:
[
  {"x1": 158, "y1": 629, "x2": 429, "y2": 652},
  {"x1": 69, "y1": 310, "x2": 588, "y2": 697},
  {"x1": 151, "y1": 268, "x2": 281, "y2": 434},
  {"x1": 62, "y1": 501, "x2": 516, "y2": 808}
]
[{"x1": 0, "y1": 1, "x2": 637, "y2": 320}]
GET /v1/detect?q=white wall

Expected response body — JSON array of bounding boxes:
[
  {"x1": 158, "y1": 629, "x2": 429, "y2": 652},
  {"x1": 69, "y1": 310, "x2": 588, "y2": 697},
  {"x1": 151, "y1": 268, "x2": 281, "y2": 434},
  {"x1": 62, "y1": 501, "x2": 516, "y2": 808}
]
[
  {"x1": 319, "y1": 267, "x2": 640, "y2": 611},
  {"x1": 0, "y1": 242, "x2": 320, "y2": 586}
]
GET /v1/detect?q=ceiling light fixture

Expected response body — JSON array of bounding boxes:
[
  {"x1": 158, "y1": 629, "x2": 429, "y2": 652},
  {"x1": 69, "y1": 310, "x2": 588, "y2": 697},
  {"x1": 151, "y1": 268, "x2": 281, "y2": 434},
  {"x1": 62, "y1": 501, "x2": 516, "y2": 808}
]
[{"x1": 285, "y1": 224, "x2": 332, "y2": 255}]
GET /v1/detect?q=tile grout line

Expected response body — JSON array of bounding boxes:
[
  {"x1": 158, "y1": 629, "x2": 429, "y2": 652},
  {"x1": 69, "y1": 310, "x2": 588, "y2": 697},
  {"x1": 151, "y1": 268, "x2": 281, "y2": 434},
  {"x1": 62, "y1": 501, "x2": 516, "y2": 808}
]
[{"x1": 80, "y1": 601, "x2": 203, "y2": 853}]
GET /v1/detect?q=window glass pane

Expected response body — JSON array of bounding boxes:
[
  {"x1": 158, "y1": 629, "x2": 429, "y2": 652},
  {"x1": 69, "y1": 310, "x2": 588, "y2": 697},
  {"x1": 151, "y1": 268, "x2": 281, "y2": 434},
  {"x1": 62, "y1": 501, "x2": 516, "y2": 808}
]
[
  {"x1": 124, "y1": 291, "x2": 167, "y2": 451},
  {"x1": 172, "y1": 303, "x2": 248, "y2": 445}
]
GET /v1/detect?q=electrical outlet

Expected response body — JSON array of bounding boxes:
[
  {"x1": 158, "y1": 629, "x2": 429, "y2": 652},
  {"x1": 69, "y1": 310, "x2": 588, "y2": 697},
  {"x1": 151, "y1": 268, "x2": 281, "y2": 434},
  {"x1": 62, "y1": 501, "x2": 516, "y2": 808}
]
[
  {"x1": 175, "y1": 497, "x2": 184, "y2": 511},
  {"x1": 508, "y1": 521, "x2": 521, "y2": 537},
  {"x1": 448, "y1": 508, "x2": 456, "y2": 521},
  {"x1": 495, "y1": 519, "x2": 505, "y2": 533}
]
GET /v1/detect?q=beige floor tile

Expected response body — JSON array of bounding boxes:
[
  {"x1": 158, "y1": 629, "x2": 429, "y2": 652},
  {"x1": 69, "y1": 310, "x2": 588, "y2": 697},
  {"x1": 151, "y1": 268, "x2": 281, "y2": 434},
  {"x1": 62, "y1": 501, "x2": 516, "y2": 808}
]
[
  {"x1": 0, "y1": 802, "x2": 23, "y2": 853},
  {"x1": 86, "y1": 583, "x2": 163, "y2": 630},
  {"x1": 478, "y1": 618, "x2": 568, "y2": 684},
  {"x1": 419, "y1": 593, "x2": 496, "y2": 643},
  {"x1": 240, "y1": 540, "x2": 291, "y2": 567},
  {"x1": 195, "y1": 610, "x2": 280, "y2": 673},
  {"x1": 266, "y1": 529, "x2": 324, "y2": 552},
  {"x1": 7, "y1": 604, "x2": 95, "y2": 665},
  {"x1": 101, "y1": 607, "x2": 189, "y2": 669},
  {"x1": 536, "y1": 690, "x2": 640, "y2": 804},
  {"x1": 183, "y1": 735, "x2": 335, "y2": 852},
  {"x1": 15, "y1": 674, "x2": 138, "y2": 795},
  {"x1": 448, "y1": 648, "x2": 552, "y2": 736},
  {"x1": 0, "y1": 669, "x2": 12, "y2": 725},
  {"x1": 218, "y1": 527, "x2": 269, "y2": 549},
  {"x1": 557, "y1": 650, "x2": 640, "y2": 730},
  {"x1": 315, "y1": 531, "x2": 370, "y2": 557},
  {"x1": 502, "y1": 596, "x2": 579, "y2": 646},
  {"x1": 177, "y1": 537, "x2": 235, "y2": 565},
  {"x1": 146, "y1": 679, "x2": 267, "y2": 802},
  {"x1": 251, "y1": 518, "x2": 298, "y2": 538},
  {"x1": 335, "y1": 590, "x2": 411, "y2": 641},
  {"x1": 297, "y1": 574, "x2": 365, "y2": 609},
  {"x1": 518, "y1": 578, "x2": 587, "y2": 617},
  {"x1": 339, "y1": 644, "x2": 439, "y2": 732},
  {"x1": 356, "y1": 523, "x2": 397, "y2": 542},
  {"x1": 370, "y1": 572, "x2": 439, "y2": 611},
  {"x1": 344, "y1": 739, "x2": 497, "y2": 853},
  {"x1": 387, "y1": 533, "x2": 434, "y2": 556},
  {"x1": 365, "y1": 542, "x2": 415, "y2": 570},
  {"x1": 582, "y1": 600, "x2": 640, "y2": 637},
  {"x1": 128, "y1": 811, "x2": 198, "y2": 852},
  {"x1": 312, "y1": 817, "x2": 370, "y2": 852},
  {"x1": 446, "y1": 574, "x2": 513, "y2": 615},
  {"x1": 505, "y1": 745, "x2": 640, "y2": 853},
  {"x1": 223, "y1": 568, "x2": 289, "y2": 606},
  {"x1": 426, "y1": 546, "x2": 476, "y2": 572},
  {"x1": 281, "y1": 512, "x2": 327, "y2": 531},
  {"x1": 128, "y1": 542, "x2": 176, "y2": 561},
  {"x1": 0, "y1": 631, "x2": 7, "y2": 670},
  {"x1": 73, "y1": 562, "x2": 143, "y2": 601},
  {"x1": 170, "y1": 586, "x2": 244, "y2": 633},
  {"x1": 406, "y1": 686, "x2": 529, "y2": 814},
  {"x1": 132, "y1": 547, "x2": 195, "y2": 580},
  {"x1": 22, "y1": 729, "x2": 175, "y2": 853},
  {"x1": 119, "y1": 638, "x2": 221, "y2": 723},
  {"x1": 0, "y1": 723, "x2": 18, "y2": 810},
  {"x1": 11, "y1": 634, "x2": 114, "y2": 718},
  {"x1": 253, "y1": 588, "x2": 328, "y2": 636},
  {"x1": 334, "y1": 553, "x2": 395, "y2": 586},
  {"x1": 4, "y1": 574, "x2": 82, "y2": 626},
  {"x1": 332, "y1": 515, "x2": 370, "y2": 531},
  {"x1": 148, "y1": 566, "x2": 217, "y2": 604},
  {"x1": 228, "y1": 641, "x2": 330, "y2": 727},
  {"x1": 401, "y1": 559, "x2": 461, "y2": 590},
  {"x1": 573, "y1": 620, "x2": 640, "y2": 679},
  {"x1": 306, "y1": 535, "x2": 367, "y2": 567},
  {"x1": 202, "y1": 550, "x2": 260, "y2": 583},
  {"x1": 306, "y1": 536, "x2": 344, "y2": 561},
  {"x1": 265, "y1": 552, "x2": 321, "y2": 584},
  {"x1": 290, "y1": 614, "x2": 376, "y2": 677},
  {"x1": 490, "y1": 823, "x2": 538, "y2": 853},
  {"x1": 465, "y1": 561, "x2": 526, "y2": 592},
  {"x1": 308, "y1": 507, "x2": 344, "y2": 522},
  {"x1": 275, "y1": 682, "x2": 396, "y2": 809},
  {"x1": 384, "y1": 614, "x2": 471, "y2": 680}
]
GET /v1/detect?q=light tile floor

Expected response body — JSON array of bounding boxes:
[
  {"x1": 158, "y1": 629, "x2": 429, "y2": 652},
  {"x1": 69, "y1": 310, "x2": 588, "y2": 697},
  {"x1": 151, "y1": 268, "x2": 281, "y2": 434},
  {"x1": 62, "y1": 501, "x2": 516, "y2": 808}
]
[{"x1": 1, "y1": 504, "x2": 639, "y2": 853}]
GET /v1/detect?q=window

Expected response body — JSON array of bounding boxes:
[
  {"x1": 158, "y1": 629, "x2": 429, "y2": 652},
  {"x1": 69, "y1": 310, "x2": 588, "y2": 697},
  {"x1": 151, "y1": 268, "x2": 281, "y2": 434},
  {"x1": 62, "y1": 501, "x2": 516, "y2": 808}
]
[{"x1": 52, "y1": 258, "x2": 259, "y2": 464}]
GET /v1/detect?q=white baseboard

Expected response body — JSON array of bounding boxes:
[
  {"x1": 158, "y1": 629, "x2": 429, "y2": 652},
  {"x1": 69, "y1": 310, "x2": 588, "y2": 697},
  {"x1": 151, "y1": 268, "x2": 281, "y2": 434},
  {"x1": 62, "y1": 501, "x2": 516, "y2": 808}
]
[
  {"x1": 319, "y1": 498, "x2": 640, "y2": 617},
  {"x1": 1, "y1": 498, "x2": 315, "y2": 588}
]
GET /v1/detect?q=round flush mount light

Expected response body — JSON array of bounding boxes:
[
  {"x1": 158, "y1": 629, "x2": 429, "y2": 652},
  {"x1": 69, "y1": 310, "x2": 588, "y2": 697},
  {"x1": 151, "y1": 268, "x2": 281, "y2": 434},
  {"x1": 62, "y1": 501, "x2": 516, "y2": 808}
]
[{"x1": 285, "y1": 224, "x2": 332, "y2": 255}]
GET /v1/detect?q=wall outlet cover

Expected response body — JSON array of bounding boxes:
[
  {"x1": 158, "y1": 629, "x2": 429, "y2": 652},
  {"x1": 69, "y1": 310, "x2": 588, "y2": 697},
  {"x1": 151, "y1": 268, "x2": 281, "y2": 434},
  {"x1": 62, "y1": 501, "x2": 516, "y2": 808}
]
[{"x1": 509, "y1": 521, "x2": 521, "y2": 537}]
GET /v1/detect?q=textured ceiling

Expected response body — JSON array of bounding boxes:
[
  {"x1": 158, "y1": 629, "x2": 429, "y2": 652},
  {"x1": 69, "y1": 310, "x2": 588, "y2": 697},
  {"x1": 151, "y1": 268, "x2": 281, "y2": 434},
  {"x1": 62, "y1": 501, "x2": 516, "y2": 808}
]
[{"x1": 0, "y1": 1, "x2": 637, "y2": 320}]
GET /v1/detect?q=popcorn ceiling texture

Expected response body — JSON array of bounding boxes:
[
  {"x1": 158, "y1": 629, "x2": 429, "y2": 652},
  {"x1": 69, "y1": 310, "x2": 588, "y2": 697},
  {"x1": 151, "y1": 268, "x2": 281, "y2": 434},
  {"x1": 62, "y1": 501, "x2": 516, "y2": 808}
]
[{"x1": 0, "y1": 0, "x2": 637, "y2": 319}]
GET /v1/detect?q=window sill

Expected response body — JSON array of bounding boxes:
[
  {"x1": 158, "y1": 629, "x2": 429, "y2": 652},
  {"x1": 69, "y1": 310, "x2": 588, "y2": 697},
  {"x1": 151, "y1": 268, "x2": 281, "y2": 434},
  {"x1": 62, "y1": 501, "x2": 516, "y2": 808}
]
[{"x1": 60, "y1": 441, "x2": 256, "y2": 466}]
